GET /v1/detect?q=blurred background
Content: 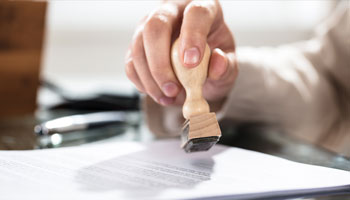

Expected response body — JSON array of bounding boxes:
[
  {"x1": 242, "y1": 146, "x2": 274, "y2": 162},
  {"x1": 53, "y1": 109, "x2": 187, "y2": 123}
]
[
  {"x1": 2, "y1": 1, "x2": 350, "y2": 177},
  {"x1": 0, "y1": 0, "x2": 340, "y2": 149},
  {"x1": 42, "y1": 0, "x2": 336, "y2": 95},
  {"x1": 1, "y1": 3, "x2": 350, "y2": 199}
]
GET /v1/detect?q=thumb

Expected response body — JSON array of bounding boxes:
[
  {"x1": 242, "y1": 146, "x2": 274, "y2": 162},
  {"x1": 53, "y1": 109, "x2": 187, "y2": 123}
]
[
  {"x1": 203, "y1": 48, "x2": 238, "y2": 103},
  {"x1": 208, "y1": 48, "x2": 237, "y2": 82}
]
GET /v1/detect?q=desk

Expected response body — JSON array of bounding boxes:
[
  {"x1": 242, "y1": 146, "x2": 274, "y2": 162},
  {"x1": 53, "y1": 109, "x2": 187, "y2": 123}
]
[{"x1": 0, "y1": 108, "x2": 349, "y2": 200}]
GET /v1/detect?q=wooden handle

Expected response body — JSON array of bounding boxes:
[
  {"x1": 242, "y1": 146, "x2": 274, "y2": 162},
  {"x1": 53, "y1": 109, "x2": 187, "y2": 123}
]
[{"x1": 171, "y1": 39, "x2": 210, "y2": 119}]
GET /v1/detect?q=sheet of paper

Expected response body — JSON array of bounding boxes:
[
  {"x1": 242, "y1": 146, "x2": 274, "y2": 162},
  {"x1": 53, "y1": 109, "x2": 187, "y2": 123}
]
[{"x1": 0, "y1": 139, "x2": 349, "y2": 200}]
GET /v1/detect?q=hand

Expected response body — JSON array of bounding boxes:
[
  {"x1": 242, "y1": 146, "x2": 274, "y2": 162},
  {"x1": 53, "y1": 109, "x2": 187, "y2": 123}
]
[{"x1": 125, "y1": 0, "x2": 238, "y2": 108}]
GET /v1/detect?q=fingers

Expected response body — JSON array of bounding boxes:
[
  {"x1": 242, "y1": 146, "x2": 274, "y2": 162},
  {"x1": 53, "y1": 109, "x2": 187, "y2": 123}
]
[
  {"x1": 126, "y1": 0, "x2": 234, "y2": 107},
  {"x1": 126, "y1": 3, "x2": 186, "y2": 106},
  {"x1": 179, "y1": 0, "x2": 218, "y2": 68},
  {"x1": 131, "y1": 32, "x2": 175, "y2": 105},
  {"x1": 143, "y1": 4, "x2": 181, "y2": 98}
]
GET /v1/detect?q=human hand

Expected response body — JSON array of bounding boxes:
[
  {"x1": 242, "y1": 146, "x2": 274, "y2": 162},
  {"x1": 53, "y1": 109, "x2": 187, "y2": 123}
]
[{"x1": 125, "y1": 0, "x2": 238, "y2": 108}]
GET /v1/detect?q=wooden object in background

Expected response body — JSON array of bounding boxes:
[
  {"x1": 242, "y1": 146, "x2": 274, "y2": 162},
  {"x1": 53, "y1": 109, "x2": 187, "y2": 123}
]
[
  {"x1": 0, "y1": 0, "x2": 47, "y2": 118},
  {"x1": 171, "y1": 39, "x2": 221, "y2": 153}
]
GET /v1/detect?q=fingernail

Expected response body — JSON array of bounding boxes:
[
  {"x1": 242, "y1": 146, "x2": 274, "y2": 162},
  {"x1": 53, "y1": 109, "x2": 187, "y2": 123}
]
[
  {"x1": 162, "y1": 82, "x2": 179, "y2": 97},
  {"x1": 159, "y1": 97, "x2": 175, "y2": 106},
  {"x1": 184, "y1": 47, "x2": 200, "y2": 65}
]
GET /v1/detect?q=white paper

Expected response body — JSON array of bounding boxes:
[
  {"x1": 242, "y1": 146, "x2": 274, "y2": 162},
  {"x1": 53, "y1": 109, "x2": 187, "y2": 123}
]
[{"x1": 0, "y1": 139, "x2": 349, "y2": 200}]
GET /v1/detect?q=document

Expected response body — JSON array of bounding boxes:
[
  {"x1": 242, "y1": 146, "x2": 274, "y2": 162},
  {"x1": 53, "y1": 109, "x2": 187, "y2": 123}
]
[{"x1": 0, "y1": 139, "x2": 349, "y2": 200}]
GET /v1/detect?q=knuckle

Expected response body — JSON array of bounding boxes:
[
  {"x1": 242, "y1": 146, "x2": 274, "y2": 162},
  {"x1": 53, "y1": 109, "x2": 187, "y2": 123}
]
[
  {"x1": 131, "y1": 33, "x2": 141, "y2": 49},
  {"x1": 130, "y1": 48, "x2": 140, "y2": 61},
  {"x1": 132, "y1": 23, "x2": 144, "y2": 41},
  {"x1": 144, "y1": 14, "x2": 171, "y2": 35},
  {"x1": 125, "y1": 63, "x2": 135, "y2": 80},
  {"x1": 130, "y1": 39, "x2": 143, "y2": 61},
  {"x1": 124, "y1": 50, "x2": 132, "y2": 64}
]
